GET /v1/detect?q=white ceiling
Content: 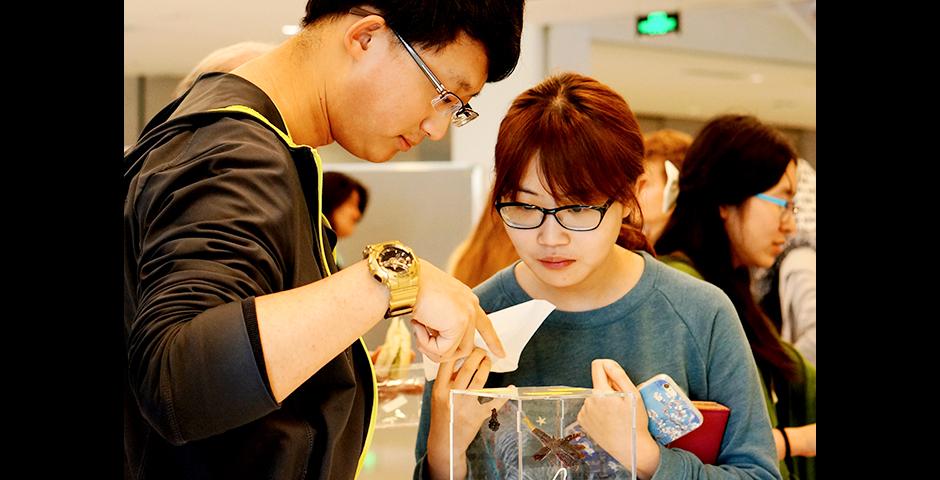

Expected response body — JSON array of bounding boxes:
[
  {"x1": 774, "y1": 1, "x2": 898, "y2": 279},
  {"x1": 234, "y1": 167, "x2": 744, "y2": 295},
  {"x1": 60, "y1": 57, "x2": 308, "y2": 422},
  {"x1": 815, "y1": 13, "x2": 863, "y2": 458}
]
[{"x1": 124, "y1": 0, "x2": 815, "y2": 128}]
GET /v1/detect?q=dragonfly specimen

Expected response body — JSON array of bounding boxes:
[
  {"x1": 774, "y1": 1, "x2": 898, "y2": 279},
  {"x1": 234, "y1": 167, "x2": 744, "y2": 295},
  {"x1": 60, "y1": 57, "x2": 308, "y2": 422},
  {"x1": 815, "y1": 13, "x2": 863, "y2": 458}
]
[{"x1": 523, "y1": 417, "x2": 587, "y2": 467}]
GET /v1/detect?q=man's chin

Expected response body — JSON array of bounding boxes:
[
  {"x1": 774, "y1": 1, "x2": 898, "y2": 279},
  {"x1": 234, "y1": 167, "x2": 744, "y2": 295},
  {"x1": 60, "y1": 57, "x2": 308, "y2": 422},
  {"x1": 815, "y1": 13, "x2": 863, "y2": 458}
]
[
  {"x1": 363, "y1": 149, "x2": 397, "y2": 163},
  {"x1": 337, "y1": 141, "x2": 396, "y2": 163}
]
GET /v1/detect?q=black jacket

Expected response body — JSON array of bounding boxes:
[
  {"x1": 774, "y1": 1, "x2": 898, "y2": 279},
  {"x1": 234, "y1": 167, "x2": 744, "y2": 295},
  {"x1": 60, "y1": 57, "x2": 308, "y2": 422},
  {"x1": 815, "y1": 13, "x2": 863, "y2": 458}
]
[{"x1": 123, "y1": 73, "x2": 375, "y2": 479}]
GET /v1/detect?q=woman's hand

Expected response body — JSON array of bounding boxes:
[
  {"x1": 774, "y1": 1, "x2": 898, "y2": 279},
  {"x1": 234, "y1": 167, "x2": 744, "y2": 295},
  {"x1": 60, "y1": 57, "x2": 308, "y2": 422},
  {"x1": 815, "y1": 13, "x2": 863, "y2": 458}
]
[
  {"x1": 578, "y1": 359, "x2": 661, "y2": 480},
  {"x1": 426, "y1": 348, "x2": 509, "y2": 480}
]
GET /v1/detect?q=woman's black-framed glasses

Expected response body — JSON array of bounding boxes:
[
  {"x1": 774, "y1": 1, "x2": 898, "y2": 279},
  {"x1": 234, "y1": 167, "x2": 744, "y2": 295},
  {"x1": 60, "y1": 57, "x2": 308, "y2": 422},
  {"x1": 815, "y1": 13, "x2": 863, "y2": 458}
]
[
  {"x1": 349, "y1": 7, "x2": 478, "y2": 127},
  {"x1": 495, "y1": 199, "x2": 614, "y2": 231}
]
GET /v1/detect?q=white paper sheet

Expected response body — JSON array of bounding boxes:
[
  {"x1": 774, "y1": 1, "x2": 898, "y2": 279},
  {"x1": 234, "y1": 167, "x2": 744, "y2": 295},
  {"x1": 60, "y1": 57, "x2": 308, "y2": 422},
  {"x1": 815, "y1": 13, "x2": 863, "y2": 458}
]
[{"x1": 422, "y1": 299, "x2": 556, "y2": 381}]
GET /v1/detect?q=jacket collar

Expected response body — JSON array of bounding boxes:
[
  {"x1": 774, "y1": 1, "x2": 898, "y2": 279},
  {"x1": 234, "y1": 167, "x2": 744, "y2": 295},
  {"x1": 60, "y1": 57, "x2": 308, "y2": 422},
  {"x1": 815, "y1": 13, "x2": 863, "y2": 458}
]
[{"x1": 172, "y1": 72, "x2": 288, "y2": 134}]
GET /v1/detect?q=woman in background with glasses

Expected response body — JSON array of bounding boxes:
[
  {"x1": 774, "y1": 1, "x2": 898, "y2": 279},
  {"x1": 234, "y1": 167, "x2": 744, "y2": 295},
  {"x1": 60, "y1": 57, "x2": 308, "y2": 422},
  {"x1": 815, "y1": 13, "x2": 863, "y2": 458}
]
[
  {"x1": 656, "y1": 114, "x2": 816, "y2": 480},
  {"x1": 413, "y1": 73, "x2": 781, "y2": 480}
]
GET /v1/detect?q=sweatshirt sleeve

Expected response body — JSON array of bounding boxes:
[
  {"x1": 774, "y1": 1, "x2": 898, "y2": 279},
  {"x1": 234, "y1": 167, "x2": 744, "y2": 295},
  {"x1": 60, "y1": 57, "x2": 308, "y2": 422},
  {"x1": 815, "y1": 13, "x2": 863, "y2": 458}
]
[
  {"x1": 652, "y1": 297, "x2": 782, "y2": 480},
  {"x1": 126, "y1": 120, "x2": 304, "y2": 445}
]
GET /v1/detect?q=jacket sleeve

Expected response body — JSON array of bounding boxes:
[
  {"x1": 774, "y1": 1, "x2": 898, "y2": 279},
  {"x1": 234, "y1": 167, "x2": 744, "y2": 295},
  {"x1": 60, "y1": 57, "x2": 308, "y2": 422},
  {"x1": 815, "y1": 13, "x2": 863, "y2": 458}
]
[
  {"x1": 779, "y1": 247, "x2": 816, "y2": 366},
  {"x1": 652, "y1": 295, "x2": 782, "y2": 480},
  {"x1": 413, "y1": 379, "x2": 435, "y2": 479},
  {"x1": 126, "y1": 120, "x2": 303, "y2": 445}
]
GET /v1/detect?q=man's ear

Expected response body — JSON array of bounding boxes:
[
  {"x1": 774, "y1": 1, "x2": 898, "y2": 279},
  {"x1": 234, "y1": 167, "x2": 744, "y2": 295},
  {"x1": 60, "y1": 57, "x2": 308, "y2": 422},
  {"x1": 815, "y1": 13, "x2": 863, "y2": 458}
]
[{"x1": 344, "y1": 15, "x2": 386, "y2": 60}]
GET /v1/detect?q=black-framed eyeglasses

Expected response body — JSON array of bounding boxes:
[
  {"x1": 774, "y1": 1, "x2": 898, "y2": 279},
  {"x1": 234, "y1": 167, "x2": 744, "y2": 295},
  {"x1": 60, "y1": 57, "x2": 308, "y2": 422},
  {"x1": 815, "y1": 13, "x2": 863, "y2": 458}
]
[
  {"x1": 349, "y1": 7, "x2": 479, "y2": 127},
  {"x1": 495, "y1": 199, "x2": 614, "y2": 231}
]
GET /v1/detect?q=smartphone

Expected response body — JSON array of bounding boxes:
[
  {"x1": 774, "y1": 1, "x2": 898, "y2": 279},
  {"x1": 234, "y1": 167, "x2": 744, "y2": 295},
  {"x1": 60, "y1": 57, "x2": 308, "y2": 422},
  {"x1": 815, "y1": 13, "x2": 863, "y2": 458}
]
[{"x1": 636, "y1": 373, "x2": 703, "y2": 445}]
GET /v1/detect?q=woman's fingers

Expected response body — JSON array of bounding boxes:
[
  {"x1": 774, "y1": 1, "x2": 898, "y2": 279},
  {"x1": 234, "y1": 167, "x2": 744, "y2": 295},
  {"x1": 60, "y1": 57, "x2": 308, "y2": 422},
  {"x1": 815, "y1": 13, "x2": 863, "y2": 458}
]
[
  {"x1": 433, "y1": 357, "x2": 458, "y2": 394},
  {"x1": 467, "y1": 353, "x2": 492, "y2": 390},
  {"x1": 591, "y1": 359, "x2": 614, "y2": 391},
  {"x1": 601, "y1": 359, "x2": 638, "y2": 394},
  {"x1": 453, "y1": 348, "x2": 489, "y2": 388}
]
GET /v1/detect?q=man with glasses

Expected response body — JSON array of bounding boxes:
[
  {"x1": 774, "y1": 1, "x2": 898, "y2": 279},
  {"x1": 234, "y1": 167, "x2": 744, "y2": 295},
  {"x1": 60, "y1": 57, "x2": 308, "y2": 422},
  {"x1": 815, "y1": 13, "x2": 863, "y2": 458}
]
[
  {"x1": 350, "y1": 7, "x2": 479, "y2": 128},
  {"x1": 122, "y1": 1, "x2": 524, "y2": 478}
]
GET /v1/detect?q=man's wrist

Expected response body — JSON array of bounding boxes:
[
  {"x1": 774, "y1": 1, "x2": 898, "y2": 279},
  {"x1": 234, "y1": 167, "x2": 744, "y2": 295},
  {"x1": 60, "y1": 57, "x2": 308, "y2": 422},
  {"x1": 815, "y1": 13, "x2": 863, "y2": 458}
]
[{"x1": 350, "y1": 259, "x2": 391, "y2": 316}]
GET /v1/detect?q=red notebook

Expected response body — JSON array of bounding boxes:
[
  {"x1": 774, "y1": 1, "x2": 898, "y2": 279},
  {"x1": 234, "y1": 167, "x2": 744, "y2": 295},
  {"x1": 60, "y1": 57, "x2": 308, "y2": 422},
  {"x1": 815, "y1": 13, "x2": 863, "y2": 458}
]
[{"x1": 666, "y1": 401, "x2": 730, "y2": 464}]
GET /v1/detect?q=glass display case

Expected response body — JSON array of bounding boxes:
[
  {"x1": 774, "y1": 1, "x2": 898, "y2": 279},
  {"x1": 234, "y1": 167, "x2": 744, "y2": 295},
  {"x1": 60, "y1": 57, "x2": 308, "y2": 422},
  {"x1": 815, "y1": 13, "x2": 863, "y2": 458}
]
[
  {"x1": 375, "y1": 363, "x2": 426, "y2": 428},
  {"x1": 452, "y1": 386, "x2": 637, "y2": 480}
]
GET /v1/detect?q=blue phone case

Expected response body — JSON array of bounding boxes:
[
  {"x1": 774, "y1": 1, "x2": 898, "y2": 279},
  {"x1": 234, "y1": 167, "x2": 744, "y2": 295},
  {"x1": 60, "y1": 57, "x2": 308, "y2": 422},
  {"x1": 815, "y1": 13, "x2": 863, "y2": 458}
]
[{"x1": 637, "y1": 374, "x2": 703, "y2": 445}]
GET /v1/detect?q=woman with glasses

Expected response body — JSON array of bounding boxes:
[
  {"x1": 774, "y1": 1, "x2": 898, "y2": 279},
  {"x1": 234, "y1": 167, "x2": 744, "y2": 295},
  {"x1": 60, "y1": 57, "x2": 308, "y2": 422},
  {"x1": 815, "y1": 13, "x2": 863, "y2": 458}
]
[
  {"x1": 656, "y1": 115, "x2": 816, "y2": 480},
  {"x1": 414, "y1": 73, "x2": 780, "y2": 480},
  {"x1": 755, "y1": 158, "x2": 817, "y2": 367}
]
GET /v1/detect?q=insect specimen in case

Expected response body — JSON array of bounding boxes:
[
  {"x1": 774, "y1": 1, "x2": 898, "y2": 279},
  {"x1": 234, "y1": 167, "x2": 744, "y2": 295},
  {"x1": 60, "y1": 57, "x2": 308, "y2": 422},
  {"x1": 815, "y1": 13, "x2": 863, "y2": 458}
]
[{"x1": 523, "y1": 417, "x2": 586, "y2": 467}]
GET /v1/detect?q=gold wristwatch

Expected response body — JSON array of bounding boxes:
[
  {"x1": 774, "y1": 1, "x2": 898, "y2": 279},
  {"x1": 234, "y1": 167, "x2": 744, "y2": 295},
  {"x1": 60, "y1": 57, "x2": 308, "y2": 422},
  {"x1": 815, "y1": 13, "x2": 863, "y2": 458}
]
[{"x1": 363, "y1": 241, "x2": 420, "y2": 319}]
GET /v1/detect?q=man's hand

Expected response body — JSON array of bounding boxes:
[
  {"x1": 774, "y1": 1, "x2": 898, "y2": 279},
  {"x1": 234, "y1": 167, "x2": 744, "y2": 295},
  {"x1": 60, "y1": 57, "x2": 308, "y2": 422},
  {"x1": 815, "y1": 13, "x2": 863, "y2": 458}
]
[{"x1": 410, "y1": 259, "x2": 504, "y2": 362}]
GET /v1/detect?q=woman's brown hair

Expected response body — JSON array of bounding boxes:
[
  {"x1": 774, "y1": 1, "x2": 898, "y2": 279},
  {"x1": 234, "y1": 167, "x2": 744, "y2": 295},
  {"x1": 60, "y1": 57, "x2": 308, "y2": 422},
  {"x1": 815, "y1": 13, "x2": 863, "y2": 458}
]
[
  {"x1": 449, "y1": 188, "x2": 519, "y2": 288},
  {"x1": 492, "y1": 72, "x2": 652, "y2": 253}
]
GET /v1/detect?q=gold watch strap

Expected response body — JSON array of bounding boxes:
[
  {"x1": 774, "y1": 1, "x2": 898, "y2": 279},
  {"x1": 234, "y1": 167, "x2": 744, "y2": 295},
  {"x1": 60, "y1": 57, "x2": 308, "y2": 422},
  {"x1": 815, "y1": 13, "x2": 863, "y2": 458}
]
[{"x1": 387, "y1": 283, "x2": 419, "y2": 318}]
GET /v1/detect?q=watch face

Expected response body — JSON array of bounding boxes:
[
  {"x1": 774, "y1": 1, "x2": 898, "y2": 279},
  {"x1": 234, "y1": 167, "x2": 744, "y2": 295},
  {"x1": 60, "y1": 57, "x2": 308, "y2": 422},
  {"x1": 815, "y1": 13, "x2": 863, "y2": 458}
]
[{"x1": 378, "y1": 246, "x2": 414, "y2": 273}]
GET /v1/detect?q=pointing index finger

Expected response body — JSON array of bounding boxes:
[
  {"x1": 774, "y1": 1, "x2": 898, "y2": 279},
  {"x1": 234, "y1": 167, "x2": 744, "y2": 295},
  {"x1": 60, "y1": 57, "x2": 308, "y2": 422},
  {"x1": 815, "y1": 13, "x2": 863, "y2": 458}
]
[{"x1": 474, "y1": 307, "x2": 505, "y2": 358}]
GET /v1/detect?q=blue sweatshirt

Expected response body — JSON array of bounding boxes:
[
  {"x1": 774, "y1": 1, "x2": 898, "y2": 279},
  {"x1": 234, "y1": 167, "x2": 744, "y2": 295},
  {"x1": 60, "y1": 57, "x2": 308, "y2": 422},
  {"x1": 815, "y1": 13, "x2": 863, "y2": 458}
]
[{"x1": 414, "y1": 251, "x2": 781, "y2": 479}]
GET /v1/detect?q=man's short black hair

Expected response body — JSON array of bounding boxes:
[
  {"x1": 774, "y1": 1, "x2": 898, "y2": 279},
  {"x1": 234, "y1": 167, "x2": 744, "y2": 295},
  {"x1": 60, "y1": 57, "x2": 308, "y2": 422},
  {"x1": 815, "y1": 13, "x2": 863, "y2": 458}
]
[{"x1": 303, "y1": 1, "x2": 524, "y2": 82}]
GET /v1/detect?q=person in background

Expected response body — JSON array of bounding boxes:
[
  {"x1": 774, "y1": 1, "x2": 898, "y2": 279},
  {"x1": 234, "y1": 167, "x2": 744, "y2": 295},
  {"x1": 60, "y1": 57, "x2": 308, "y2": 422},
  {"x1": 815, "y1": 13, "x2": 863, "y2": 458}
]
[
  {"x1": 123, "y1": 1, "x2": 524, "y2": 478},
  {"x1": 447, "y1": 187, "x2": 519, "y2": 288},
  {"x1": 635, "y1": 129, "x2": 693, "y2": 245},
  {"x1": 756, "y1": 158, "x2": 816, "y2": 366},
  {"x1": 656, "y1": 114, "x2": 816, "y2": 480},
  {"x1": 322, "y1": 171, "x2": 369, "y2": 267},
  {"x1": 173, "y1": 41, "x2": 276, "y2": 97},
  {"x1": 414, "y1": 73, "x2": 781, "y2": 480},
  {"x1": 322, "y1": 171, "x2": 369, "y2": 239}
]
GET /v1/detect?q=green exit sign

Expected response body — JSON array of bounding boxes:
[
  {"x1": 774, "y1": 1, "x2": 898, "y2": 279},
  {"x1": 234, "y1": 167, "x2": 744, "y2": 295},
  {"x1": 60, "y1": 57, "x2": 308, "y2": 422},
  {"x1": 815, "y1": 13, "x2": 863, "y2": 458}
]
[{"x1": 637, "y1": 11, "x2": 680, "y2": 36}]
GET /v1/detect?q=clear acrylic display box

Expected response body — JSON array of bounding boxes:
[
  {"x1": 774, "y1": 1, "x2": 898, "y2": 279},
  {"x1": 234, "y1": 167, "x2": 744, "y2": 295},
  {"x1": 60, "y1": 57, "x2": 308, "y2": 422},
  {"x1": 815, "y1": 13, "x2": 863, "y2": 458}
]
[
  {"x1": 451, "y1": 386, "x2": 637, "y2": 480},
  {"x1": 374, "y1": 363, "x2": 426, "y2": 428}
]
